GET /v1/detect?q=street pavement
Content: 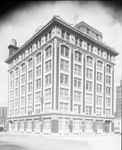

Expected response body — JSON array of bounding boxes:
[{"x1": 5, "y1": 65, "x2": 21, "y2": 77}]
[{"x1": 0, "y1": 132, "x2": 121, "y2": 150}]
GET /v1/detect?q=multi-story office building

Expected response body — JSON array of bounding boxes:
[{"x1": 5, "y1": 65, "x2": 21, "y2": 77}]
[{"x1": 5, "y1": 16, "x2": 119, "y2": 134}]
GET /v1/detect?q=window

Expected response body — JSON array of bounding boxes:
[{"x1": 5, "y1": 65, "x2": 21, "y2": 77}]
[
  {"x1": 45, "y1": 103, "x2": 51, "y2": 112},
  {"x1": 21, "y1": 85, "x2": 25, "y2": 95},
  {"x1": 86, "y1": 68, "x2": 92, "y2": 79},
  {"x1": 74, "y1": 64, "x2": 82, "y2": 75},
  {"x1": 91, "y1": 45, "x2": 93, "y2": 52},
  {"x1": 15, "y1": 67, "x2": 19, "y2": 76},
  {"x1": 96, "y1": 107, "x2": 102, "y2": 116},
  {"x1": 86, "y1": 93, "x2": 92, "y2": 104},
  {"x1": 21, "y1": 63, "x2": 25, "y2": 72},
  {"x1": 45, "y1": 46, "x2": 51, "y2": 58},
  {"x1": 60, "y1": 88, "x2": 68, "y2": 98},
  {"x1": 60, "y1": 102, "x2": 68, "y2": 113},
  {"x1": 74, "y1": 78, "x2": 81, "y2": 88},
  {"x1": 35, "y1": 91, "x2": 41, "y2": 102},
  {"x1": 15, "y1": 98, "x2": 18, "y2": 108},
  {"x1": 66, "y1": 32, "x2": 70, "y2": 41},
  {"x1": 106, "y1": 75, "x2": 111, "y2": 84},
  {"x1": 36, "y1": 41, "x2": 38, "y2": 49},
  {"x1": 60, "y1": 59, "x2": 69, "y2": 72},
  {"x1": 36, "y1": 65, "x2": 41, "y2": 76},
  {"x1": 35, "y1": 104, "x2": 41, "y2": 114},
  {"x1": 74, "y1": 91, "x2": 81, "y2": 102},
  {"x1": 28, "y1": 82, "x2": 32, "y2": 92},
  {"x1": 43, "y1": 119, "x2": 51, "y2": 129},
  {"x1": 74, "y1": 105, "x2": 81, "y2": 114},
  {"x1": 21, "y1": 74, "x2": 25, "y2": 84},
  {"x1": 28, "y1": 94, "x2": 32, "y2": 104},
  {"x1": 97, "y1": 96, "x2": 102, "y2": 105},
  {"x1": 28, "y1": 106, "x2": 32, "y2": 115},
  {"x1": 106, "y1": 87, "x2": 111, "y2": 95},
  {"x1": 87, "y1": 43, "x2": 90, "y2": 51},
  {"x1": 79, "y1": 39, "x2": 82, "y2": 47},
  {"x1": 106, "y1": 98, "x2": 111, "y2": 107},
  {"x1": 10, "y1": 91, "x2": 13, "y2": 99},
  {"x1": 28, "y1": 70, "x2": 32, "y2": 80},
  {"x1": 75, "y1": 52, "x2": 82, "y2": 62},
  {"x1": 15, "y1": 88, "x2": 19, "y2": 97},
  {"x1": 45, "y1": 88, "x2": 51, "y2": 99},
  {"x1": 45, "y1": 60, "x2": 51, "y2": 72},
  {"x1": 28, "y1": 58, "x2": 33, "y2": 69},
  {"x1": 61, "y1": 45, "x2": 69, "y2": 57},
  {"x1": 21, "y1": 97, "x2": 25, "y2": 106},
  {"x1": 61, "y1": 30, "x2": 65, "y2": 39},
  {"x1": 39, "y1": 38, "x2": 41, "y2": 47},
  {"x1": 10, "y1": 71, "x2": 13, "y2": 80},
  {"x1": 87, "y1": 56, "x2": 93, "y2": 67},
  {"x1": 36, "y1": 78, "x2": 41, "y2": 89},
  {"x1": 97, "y1": 84, "x2": 102, "y2": 93},
  {"x1": 36, "y1": 53, "x2": 41, "y2": 64},
  {"x1": 15, "y1": 109, "x2": 18, "y2": 116},
  {"x1": 49, "y1": 30, "x2": 51, "y2": 39},
  {"x1": 86, "y1": 81, "x2": 92, "y2": 91},
  {"x1": 45, "y1": 33, "x2": 48, "y2": 42},
  {"x1": 21, "y1": 108, "x2": 25, "y2": 115},
  {"x1": 97, "y1": 61, "x2": 102, "y2": 70},
  {"x1": 106, "y1": 109, "x2": 111, "y2": 116},
  {"x1": 86, "y1": 106, "x2": 92, "y2": 115},
  {"x1": 10, "y1": 81, "x2": 13, "y2": 89},
  {"x1": 106, "y1": 65, "x2": 111, "y2": 74},
  {"x1": 97, "y1": 72, "x2": 102, "y2": 82},
  {"x1": 15, "y1": 78, "x2": 19, "y2": 87},
  {"x1": 75, "y1": 37, "x2": 78, "y2": 45},
  {"x1": 60, "y1": 74, "x2": 69, "y2": 85},
  {"x1": 45, "y1": 74, "x2": 51, "y2": 85}
]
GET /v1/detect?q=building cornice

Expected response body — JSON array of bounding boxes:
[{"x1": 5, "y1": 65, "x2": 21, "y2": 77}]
[{"x1": 5, "y1": 16, "x2": 119, "y2": 63}]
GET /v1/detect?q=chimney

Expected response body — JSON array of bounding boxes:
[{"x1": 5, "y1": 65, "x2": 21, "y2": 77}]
[{"x1": 8, "y1": 39, "x2": 18, "y2": 56}]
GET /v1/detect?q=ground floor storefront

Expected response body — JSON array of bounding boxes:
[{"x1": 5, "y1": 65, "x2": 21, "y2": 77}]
[{"x1": 7, "y1": 115, "x2": 114, "y2": 135}]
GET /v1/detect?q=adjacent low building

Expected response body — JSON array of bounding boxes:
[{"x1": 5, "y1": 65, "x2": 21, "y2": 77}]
[{"x1": 5, "y1": 16, "x2": 119, "y2": 135}]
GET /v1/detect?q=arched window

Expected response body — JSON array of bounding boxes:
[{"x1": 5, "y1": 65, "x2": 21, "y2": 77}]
[
  {"x1": 45, "y1": 46, "x2": 52, "y2": 58},
  {"x1": 106, "y1": 64, "x2": 111, "y2": 74},
  {"x1": 36, "y1": 53, "x2": 41, "y2": 64},
  {"x1": 61, "y1": 45, "x2": 69, "y2": 57},
  {"x1": 97, "y1": 60, "x2": 103, "y2": 70},
  {"x1": 87, "y1": 56, "x2": 93, "y2": 67},
  {"x1": 21, "y1": 63, "x2": 25, "y2": 72},
  {"x1": 75, "y1": 51, "x2": 82, "y2": 62},
  {"x1": 28, "y1": 58, "x2": 33, "y2": 69}
]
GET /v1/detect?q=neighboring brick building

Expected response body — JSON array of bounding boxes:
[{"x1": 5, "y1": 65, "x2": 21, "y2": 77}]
[
  {"x1": 5, "y1": 16, "x2": 119, "y2": 134},
  {"x1": 0, "y1": 107, "x2": 7, "y2": 131}
]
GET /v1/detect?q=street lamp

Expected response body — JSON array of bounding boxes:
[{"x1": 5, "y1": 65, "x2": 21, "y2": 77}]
[{"x1": 62, "y1": 97, "x2": 71, "y2": 135}]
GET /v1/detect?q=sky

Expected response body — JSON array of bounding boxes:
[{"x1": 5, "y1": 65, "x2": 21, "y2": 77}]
[{"x1": 0, "y1": 1, "x2": 122, "y2": 111}]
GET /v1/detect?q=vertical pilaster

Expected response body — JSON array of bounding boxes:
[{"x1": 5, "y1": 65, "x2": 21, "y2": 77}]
[
  {"x1": 103, "y1": 64, "x2": 106, "y2": 115},
  {"x1": 70, "y1": 49, "x2": 73, "y2": 111},
  {"x1": 33, "y1": 58, "x2": 35, "y2": 113},
  {"x1": 41, "y1": 50, "x2": 44, "y2": 111},
  {"x1": 83, "y1": 55, "x2": 86, "y2": 113},
  {"x1": 112, "y1": 66, "x2": 114, "y2": 116},
  {"x1": 25, "y1": 63, "x2": 27, "y2": 114},
  {"x1": 94, "y1": 60, "x2": 96, "y2": 114},
  {"x1": 56, "y1": 40, "x2": 59, "y2": 110}
]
